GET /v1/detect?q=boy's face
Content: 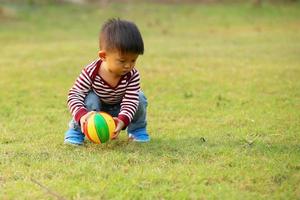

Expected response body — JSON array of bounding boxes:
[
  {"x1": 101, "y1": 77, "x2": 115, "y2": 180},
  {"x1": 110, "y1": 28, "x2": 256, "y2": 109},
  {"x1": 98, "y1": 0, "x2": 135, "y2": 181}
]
[{"x1": 99, "y1": 50, "x2": 139, "y2": 76}]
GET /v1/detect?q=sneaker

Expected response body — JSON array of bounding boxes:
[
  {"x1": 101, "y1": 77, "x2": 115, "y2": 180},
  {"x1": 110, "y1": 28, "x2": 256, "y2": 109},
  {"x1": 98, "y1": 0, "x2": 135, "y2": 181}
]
[
  {"x1": 64, "y1": 129, "x2": 85, "y2": 145},
  {"x1": 128, "y1": 128, "x2": 150, "y2": 142}
]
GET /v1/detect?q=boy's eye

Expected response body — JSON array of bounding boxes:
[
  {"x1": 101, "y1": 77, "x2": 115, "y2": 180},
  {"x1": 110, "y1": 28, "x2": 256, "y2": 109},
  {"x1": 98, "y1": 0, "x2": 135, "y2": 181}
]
[{"x1": 118, "y1": 60, "x2": 125, "y2": 63}]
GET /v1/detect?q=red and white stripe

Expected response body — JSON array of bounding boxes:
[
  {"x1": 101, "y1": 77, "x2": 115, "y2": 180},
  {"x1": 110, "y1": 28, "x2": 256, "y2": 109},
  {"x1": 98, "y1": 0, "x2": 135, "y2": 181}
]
[{"x1": 67, "y1": 59, "x2": 140, "y2": 127}]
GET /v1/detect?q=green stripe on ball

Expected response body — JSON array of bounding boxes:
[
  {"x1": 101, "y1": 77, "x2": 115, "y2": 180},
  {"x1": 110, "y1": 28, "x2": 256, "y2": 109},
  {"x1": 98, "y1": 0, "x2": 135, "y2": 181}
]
[{"x1": 94, "y1": 113, "x2": 110, "y2": 143}]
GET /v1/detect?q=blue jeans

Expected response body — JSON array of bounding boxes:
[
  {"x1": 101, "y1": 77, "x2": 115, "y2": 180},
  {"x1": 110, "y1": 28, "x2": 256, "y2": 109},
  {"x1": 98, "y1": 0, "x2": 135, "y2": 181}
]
[{"x1": 68, "y1": 91, "x2": 148, "y2": 134}]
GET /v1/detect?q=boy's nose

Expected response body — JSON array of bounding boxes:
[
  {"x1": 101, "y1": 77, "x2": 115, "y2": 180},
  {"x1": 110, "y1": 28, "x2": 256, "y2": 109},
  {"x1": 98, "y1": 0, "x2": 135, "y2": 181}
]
[{"x1": 124, "y1": 63, "x2": 131, "y2": 69}]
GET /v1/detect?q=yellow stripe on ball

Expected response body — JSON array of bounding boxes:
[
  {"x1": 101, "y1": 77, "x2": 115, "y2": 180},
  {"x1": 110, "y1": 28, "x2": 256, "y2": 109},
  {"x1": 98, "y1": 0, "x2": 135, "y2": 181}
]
[{"x1": 87, "y1": 113, "x2": 101, "y2": 143}]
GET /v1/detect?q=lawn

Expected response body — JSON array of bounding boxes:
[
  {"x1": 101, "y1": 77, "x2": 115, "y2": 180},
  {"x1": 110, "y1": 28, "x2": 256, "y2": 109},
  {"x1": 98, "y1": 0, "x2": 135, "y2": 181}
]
[{"x1": 0, "y1": 1, "x2": 300, "y2": 199}]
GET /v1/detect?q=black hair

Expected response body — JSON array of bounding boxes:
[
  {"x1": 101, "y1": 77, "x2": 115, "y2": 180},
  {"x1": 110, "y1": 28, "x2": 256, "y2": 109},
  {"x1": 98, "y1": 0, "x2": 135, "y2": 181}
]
[{"x1": 100, "y1": 18, "x2": 144, "y2": 55}]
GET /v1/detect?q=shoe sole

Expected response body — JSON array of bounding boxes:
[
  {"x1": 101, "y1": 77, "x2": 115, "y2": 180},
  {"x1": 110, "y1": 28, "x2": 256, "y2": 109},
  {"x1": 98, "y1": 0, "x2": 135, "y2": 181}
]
[
  {"x1": 128, "y1": 136, "x2": 150, "y2": 143},
  {"x1": 64, "y1": 140, "x2": 83, "y2": 146}
]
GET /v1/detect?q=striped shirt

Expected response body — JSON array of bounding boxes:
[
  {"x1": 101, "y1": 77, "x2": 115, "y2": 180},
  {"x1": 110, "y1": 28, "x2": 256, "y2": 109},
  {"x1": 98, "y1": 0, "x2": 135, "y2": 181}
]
[{"x1": 67, "y1": 59, "x2": 140, "y2": 127}]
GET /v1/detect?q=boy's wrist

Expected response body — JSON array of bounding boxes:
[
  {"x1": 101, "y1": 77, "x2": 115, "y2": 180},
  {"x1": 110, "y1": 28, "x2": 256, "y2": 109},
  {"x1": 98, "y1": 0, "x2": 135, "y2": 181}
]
[
  {"x1": 117, "y1": 114, "x2": 130, "y2": 128},
  {"x1": 74, "y1": 107, "x2": 88, "y2": 123}
]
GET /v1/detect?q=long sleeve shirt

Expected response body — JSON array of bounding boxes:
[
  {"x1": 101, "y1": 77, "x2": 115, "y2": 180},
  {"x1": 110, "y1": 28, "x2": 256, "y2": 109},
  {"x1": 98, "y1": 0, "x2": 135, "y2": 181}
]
[{"x1": 67, "y1": 59, "x2": 140, "y2": 127}]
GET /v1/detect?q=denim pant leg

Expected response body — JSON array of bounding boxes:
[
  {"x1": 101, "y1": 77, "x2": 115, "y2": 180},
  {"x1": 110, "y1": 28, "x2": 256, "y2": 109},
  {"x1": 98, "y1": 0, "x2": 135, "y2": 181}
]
[
  {"x1": 68, "y1": 91, "x2": 101, "y2": 131},
  {"x1": 127, "y1": 91, "x2": 148, "y2": 133}
]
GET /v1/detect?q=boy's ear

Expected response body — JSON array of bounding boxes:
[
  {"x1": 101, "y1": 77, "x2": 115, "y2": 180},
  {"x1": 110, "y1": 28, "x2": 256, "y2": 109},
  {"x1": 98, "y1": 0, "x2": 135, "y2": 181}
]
[{"x1": 98, "y1": 50, "x2": 106, "y2": 60}]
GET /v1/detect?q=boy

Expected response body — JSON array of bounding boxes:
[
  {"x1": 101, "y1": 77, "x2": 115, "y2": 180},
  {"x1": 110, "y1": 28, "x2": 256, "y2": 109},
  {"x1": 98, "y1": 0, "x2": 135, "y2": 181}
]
[{"x1": 64, "y1": 18, "x2": 150, "y2": 145}]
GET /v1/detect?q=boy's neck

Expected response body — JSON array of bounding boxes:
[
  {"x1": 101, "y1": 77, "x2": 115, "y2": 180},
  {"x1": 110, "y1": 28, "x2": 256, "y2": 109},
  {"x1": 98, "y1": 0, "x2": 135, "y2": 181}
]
[{"x1": 101, "y1": 61, "x2": 121, "y2": 79}]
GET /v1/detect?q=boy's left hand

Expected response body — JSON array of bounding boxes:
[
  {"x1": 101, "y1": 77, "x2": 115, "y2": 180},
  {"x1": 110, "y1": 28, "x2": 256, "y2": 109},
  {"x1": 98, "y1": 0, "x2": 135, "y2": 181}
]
[
  {"x1": 80, "y1": 111, "x2": 96, "y2": 133},
  {"x1": 112, "y1": 118, "x2": 125, "y2": 139}
]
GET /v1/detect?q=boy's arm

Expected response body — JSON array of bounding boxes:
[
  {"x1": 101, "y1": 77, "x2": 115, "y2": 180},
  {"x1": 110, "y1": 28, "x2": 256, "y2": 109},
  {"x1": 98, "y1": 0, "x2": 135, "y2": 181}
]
[
  {"x1": 67, "y1": 67, "x2": 93, "y2": 123},
  {"x1": 118, "y1": 69, "x2": 140, "y2": 128}
]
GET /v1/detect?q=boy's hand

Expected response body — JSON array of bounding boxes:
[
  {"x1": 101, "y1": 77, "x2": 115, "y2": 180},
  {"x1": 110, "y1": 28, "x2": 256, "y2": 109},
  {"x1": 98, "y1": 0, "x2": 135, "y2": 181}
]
[
  {"x1": 112, "y1": 117, "x2": 125, "y2": 139},
  {"x1": 80, "y1": 111, "x2": 96, "y2": 133}
]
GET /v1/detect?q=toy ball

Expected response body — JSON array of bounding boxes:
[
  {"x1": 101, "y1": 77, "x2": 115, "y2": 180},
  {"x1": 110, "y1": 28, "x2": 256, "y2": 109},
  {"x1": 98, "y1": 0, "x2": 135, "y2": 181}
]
[{"x1": 83, "y1": 112, "x2": 116, "y2": 144}]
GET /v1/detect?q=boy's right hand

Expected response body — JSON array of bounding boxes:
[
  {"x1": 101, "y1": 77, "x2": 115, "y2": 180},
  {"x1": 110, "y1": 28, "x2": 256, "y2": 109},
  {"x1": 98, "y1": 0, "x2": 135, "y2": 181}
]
[
  {"x1": 112, "y1": 117, "x2": 125, "y2": 140},
  {"x1": 80, "y1": 111, "x2": 96, "y2": 133}
]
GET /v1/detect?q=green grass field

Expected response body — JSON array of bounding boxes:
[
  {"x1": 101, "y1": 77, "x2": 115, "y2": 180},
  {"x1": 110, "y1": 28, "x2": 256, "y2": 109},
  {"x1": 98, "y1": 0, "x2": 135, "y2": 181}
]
[{"x1": 1, "y1": 1, "x2": 300, "y2": 199}]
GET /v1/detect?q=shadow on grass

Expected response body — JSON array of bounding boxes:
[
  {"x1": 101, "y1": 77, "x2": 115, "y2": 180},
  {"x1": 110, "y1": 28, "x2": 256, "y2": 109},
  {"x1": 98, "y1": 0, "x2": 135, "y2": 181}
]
[
  {"x1": 69, "y1": 135, "x2": 300, "y2": 159},
  {"x1": 59, "y1": 131, "x2": 300, "y2": 168},
  {"x1": 62, "y1": 136, "x2": 207, "y2": 157}
]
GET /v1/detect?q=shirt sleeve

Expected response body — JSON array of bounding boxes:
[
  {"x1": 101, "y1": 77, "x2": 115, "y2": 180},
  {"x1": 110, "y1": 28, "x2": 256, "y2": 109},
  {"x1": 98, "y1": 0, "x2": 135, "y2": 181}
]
[
  {"x1": 67, "y1": 67, "x2": 93, "y2": 123},
  {"x1": 118, "y1": 70, "x2": 140, "y2": 127}
]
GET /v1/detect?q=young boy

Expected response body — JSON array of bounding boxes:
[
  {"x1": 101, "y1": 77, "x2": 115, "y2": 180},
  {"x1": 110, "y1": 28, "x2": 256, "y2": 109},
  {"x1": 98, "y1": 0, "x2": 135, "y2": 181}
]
[{"x1": 64, "y1": 18, "x2": 150, "y2": 145}]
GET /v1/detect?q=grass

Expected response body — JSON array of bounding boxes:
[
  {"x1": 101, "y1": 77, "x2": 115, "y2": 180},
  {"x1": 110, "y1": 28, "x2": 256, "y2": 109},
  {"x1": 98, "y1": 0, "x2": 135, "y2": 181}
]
[{"x1": 0, "y1": 1, "x2": 300, "y2": 199}]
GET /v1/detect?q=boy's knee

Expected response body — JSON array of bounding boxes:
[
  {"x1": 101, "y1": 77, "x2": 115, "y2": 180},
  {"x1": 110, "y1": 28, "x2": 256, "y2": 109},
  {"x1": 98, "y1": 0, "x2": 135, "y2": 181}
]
[
  {"x1": 130, "y1": 92, "x2": 148, "y2": 125},
  {"x1": 134, "y1": 92, "x2": 147, "y2": 117},
  {"x1": 84, "y1": 91, "x2": 101, "y2": 111},
  {"x1": 138, "y1": 91, "x2": 148, "y2": 107}
]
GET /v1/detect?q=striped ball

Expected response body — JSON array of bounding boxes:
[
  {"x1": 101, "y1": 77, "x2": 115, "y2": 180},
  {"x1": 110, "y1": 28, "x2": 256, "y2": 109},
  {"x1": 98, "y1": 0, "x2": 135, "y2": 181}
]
[{"x1": 83, "y1": 112, "x2": 116, "y2": 144}]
